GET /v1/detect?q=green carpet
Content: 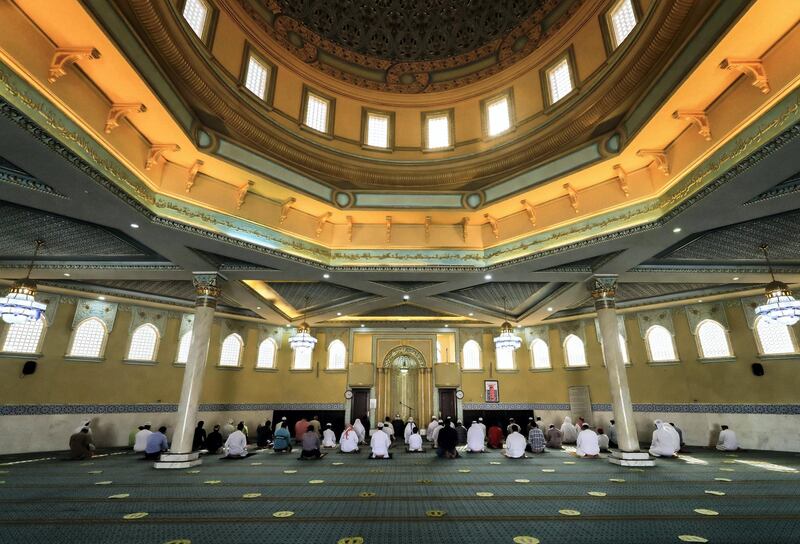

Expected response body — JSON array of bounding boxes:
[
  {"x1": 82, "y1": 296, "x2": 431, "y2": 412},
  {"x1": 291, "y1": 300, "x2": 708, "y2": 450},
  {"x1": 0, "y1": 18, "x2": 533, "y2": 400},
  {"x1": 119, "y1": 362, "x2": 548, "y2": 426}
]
[{"x1": 1, "y1": 446, "x2": 799, "y2": 543}]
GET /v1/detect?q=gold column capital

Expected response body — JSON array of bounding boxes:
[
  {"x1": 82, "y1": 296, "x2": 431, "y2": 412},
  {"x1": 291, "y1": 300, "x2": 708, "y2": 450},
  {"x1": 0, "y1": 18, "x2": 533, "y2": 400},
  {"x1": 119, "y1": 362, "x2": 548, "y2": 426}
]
[
  {"x1": 590, "y1": 275, "x2": 617, "y2": 310},
  {"x1": 193, "y1": 273, "x2": 222, "y2": 308}
]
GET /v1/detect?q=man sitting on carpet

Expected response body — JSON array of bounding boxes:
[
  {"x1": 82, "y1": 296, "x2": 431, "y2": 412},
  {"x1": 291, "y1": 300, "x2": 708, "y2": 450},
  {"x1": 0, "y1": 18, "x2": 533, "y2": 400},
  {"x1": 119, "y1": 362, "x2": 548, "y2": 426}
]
[
  {"x1": 322, "y1": 423, "x2": 337, "y2": 448},
  {"x1": 370, "y1": 422, "x2": 392, "y2": 459},
  {"x1": 145, "y1": 426, "x2": 169, "y2": 460},
  {"x1": 206, "y1": 425, "x2": 223, "y2": 454},
  {"x1": 407, "y1": 426, "x2": 424, "y2": 452},
  {"x1": 596, "y1": 427, "x2": 610, "y2": 452},
  {"x1": 299, "y1": 426, "x2": 324, "y2": 459},
  {"x1": 487, "y1": 422, "x2": 504, "y2": 449},
  {"x1": 273, "y1": 422, "x2": 292, "y2": 453},
  {"x1": 576, "y1": 423, "x2": 600, "y2": 458},
  {"x1": 69, "y1": 427, "x2": 95, "y2": 460},
  {"x1": 504, "y1": 424, "x2": 526, "y2": 458},
  {"x1": 528, "y1": 422, "x2": 546, "y2": 454},
  {"x1": 223, "y1": 422, "x2": 248, "y2": 458},
  {"x1": 133, "y1": 422, "x2": 152, "y2": 453},
  {"x1": 545, "y1": 424, "x2": 562, "y2": 449},
  {"x1": 340, "y1": 423, "x2": 360, "y2": 453},
  {"x1": 466, "y1": 421, "x2": 485, "y2": 453},
  {"x1": 716, "y1": 425, "x2": 739, "y2": 451},
  {"x1": 436, "y1": 421, "x2": 459, "y2": 459}
]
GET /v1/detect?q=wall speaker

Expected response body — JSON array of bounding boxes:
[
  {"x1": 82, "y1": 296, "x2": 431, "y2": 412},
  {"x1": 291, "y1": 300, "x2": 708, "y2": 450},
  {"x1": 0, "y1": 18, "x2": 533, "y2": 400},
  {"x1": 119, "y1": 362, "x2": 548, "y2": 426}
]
[
  {"x1": 751, "y1": 362, "x2": 764, "y2": 377},
  {"x1": 22, "y1": 360, "x2": 37, "y2": 375}
]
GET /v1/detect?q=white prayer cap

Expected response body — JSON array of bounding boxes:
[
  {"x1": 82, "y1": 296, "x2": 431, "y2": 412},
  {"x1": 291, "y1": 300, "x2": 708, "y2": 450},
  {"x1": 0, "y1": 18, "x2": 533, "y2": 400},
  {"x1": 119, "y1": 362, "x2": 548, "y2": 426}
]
[
  {"x1": 432, "y1": 416, "x2": 437, "y2": 420},
  {"x1": 408, "y1": 417, "x2": 414, "y2": 422},
  {"x1": 326, "y1": 423, "x2": 332, "y2": 427},
  {"x1": 144, "y1": 421, "x2": 152, "y2": 426},
  {"x1": 478, "y1": 417, "x2": 483, "y2": 421},
  {"x1": 378, "y1": 422, "x2": 384, "y2": 428},
  {"x1": 281, "y1": 416, "x2": 287, "y2": 421},
  {"x1": 396, "y1": 414, "x2": 400, "y2": 417}
]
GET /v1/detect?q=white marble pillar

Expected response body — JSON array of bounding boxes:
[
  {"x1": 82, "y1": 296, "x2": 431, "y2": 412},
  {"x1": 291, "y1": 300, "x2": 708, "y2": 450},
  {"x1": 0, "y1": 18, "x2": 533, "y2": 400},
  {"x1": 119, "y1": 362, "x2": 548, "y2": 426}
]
[
  {"x1": 590, "y1": 275, "x2": 654, "y2": 466},
  {"x1": 155, "y1": 273, "x2": 220, "y2": 469}
]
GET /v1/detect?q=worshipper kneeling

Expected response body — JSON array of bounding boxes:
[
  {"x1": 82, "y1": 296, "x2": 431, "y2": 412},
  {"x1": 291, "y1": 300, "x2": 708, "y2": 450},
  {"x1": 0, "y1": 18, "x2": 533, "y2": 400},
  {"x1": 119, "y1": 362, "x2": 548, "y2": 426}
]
[
  {"x1": 596, "y1": 428, "x2": 610, "y2": 452},
  {"x1": 406, "y1": 427, "x2": 424, "y2": 452},
  {"x1": 145, "y1": 426, "x2": 169, "y2": 460},
  {"x1": 206, "y1": 425, "x2": 223, "y2": 454},
  {"x1": 487, "y1": 422, "x2": 504, "y2": 449},
  {"x1": 222, "y1": 422, "x2": 248, "y2": 459},
  {"x1": 403, "y1": 417, "x2": 415, "y2": 445},
  {"x1": 455, "y1": 421, "x2": 468, "y2": 445},
  {"x1": 560, "y1": 416, "x2": 578, "y2": 444},
  {"x1": 576, "y1": 424, "x2": 600, "y2": 458},
  {"x1": 340, "y1": 424, "x2": 360, "y2": 453},
  {"x1": 504, "y1": 425, "x2": 527, "y2": 459},
  {"x1": 670, "y1": 422, "x2": 685, "y2": 452},
  {"x1": 299, "y1": 427, "x2": 325, "y2": 460},
  {"x1": 353, "y1": 418, "x2": 367, "y2": 444},
  {"x1": 322, "y1": 423, "x2": 337, "y2": 448},
  {"x1": 256, "y1": 419, "x2": 273, "y2": 448},
  {"x1": 370, "y1": 423, "x2": 392, "y2": 459},
  {"x1": 545, "y1": 424, "x2": 562, "y2": 449},
  {"x1": 193, "y1": 421, "x2": 206, "y2": 451},
  {"x1": 273, "y1": 420, "x2": 292, "y2": 453},
  {"x1": 436, "y1": 421, "x2": 459, "y2": 459},
  {"x1": 716, "y1": 425, "x2": 739, "y2": 451},
  {"x1": 649, "y1": 420, "x2": 679, "y2": 458},
  {"x1": 426, "y1": 416, "x2": 439, "y2": 442},
  {"x1": 466, "y1": 421, "x2": 485, "y2": 453},
  {"x1": 133, "y1": 422, "x2": 152, "y2": 453},
  {"x1": 69, "y1": 427, "x2": 95, "y2": 460},
  {"x1": 528, "y1": 423, "x2": 546, "y2": 454}
]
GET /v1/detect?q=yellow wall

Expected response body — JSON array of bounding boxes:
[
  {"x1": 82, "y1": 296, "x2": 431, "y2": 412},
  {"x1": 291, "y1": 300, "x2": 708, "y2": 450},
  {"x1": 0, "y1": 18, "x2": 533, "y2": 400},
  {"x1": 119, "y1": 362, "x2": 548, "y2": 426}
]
[{"x1": 1, "y1": 299, "x2": 799, "y2": 408}]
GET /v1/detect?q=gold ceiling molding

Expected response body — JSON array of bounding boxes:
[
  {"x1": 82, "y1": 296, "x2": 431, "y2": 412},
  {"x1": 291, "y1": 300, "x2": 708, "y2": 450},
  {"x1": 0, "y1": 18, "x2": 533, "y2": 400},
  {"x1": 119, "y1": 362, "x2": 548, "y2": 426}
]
[{"x1": 123, "y1": 0, "x2": 697, "y2": 191}]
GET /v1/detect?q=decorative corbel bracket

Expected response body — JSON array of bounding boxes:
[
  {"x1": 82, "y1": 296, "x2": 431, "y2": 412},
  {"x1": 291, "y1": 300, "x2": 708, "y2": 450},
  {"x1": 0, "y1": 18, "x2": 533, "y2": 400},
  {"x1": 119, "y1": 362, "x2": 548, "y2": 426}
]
[
  {"x1": 316, "y1": 212, "x2": 332, "y2": 238},
  {"x1": 520, "y1": 200, "x2": 536, "y2": 227},
  {"x1": 424, "y1": 216, "x2": 432, "y2": 242},
  {"x1": 720, "y1": 58, "x2": 770, "y2": 94},
  {"x1": 563, "y1": 183, "x2": 579, "y2": 213},
  {"x1": 346, "y1": 216, "x2": 354, "y2": 242},
  {"x1": 236, "y1": 180, "x2": 255, "y2": 209},
  {"x1": 484, "y1": 214, "x2": 499, "y2": 239},
  {"x1": 48, "y1": 47, "x2": 101, "y2": 83},
  {"x1": 636, "y1": 148, "x2": 670, "y2": 176},
  {"x1": 385, "y1": 216, "x2": 392, "y2": 243},
  {"x1": 461, "y1": 217, "x2": 470, "y2": 243},
  {"x1": 280, "y1": 198, "x2": 296, "y2": 224},
  {"x1": 613, "y1": 164, "x2": 630, "y2": 197},
  {"x1": 672, "y1": 110, "x2": 711, "y2": 141},
  {"x1": 185, "y1": 160, "x2": 204, "y2": 193},
  {"x1": 105, "y1": 103, "x2": 146, "y2": 134},
  {"x1": 145, "y1": 143, "x2": 180, "y2": 170}
]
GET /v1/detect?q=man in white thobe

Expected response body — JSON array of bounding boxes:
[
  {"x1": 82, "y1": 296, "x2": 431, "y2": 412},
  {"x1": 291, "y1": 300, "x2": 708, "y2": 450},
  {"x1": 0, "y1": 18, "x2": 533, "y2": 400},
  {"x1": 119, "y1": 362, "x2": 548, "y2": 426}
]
[
  {"x1": 224, "y1": 423, "x2": 248, "y2": 458},
  {"x1": 133, "y1": 423, "x2": 152, "y2": 453},
  {"x1": 504, "y1": 425, "x2": 526, "y2": 458},
  {"x1": 430, "y1": 419, "x2": 443, "y2": 446},
  {"x1": 649, "y1": 420, "x2": 679, "y2": 457},
  {"x1": 221, "y1": 419, "x2": 235, "y2": 440},
  {"x1": 403, "y1": 417, "x2": 415, "y2": 444},
  {"x1": 560, "y1": 416, "x2": 578, "y2": 444},
  {"x1": 576, "y1": 424, "x2": 600, "y2": 458},
  {"x1": 716, "y1": 425, "x2": 739, "y2": 451},
  {"x1": 339, "y1": 425, "x2": 359, "y2": 453},
  {"x1": 426, "y1": 417, "x2": 439, "y2": 442},
  {"x1": 477, "y1": 417, "x2": 486, "y2": 437},
  {"x1": 353, "y1": 419, "x2": 366, "y2": 444},
  {"x1": 407, "y1": 427, "x2": 423, "y2": 452},
  {"x1": 370, "y1": 423, "x2": 391, "y2": 458},
  {"x1": 322, "y1": 423, "x2": 337, "y2": 448},
  {"x1": 467, "y1": 421, "x2": 485, "y2": 452}
]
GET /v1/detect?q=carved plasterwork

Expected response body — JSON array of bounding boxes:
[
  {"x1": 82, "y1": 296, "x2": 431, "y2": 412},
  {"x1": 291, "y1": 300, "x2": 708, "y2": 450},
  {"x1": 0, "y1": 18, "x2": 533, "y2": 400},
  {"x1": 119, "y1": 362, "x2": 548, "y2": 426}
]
[
  {"x1": 72, "y1": 299, "x2": 118, "y2": 331},
  {"x1": 636, "y1": 308, "x2": 675, "y2": 338},
  {"x1": 685, "y1": 302, "x2": 729, "y2": 333},
  {"x1": 382, "y1": 344, "x2": 427, "y2": 369},
  {"x1": 128, "y1": 306, "x2": 169, "y2": 337}
]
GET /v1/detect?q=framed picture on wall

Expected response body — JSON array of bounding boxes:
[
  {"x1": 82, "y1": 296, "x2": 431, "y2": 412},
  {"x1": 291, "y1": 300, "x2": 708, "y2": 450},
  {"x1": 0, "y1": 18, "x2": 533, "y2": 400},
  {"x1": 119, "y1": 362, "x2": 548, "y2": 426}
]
[{"x1": 484, "y1": 380, "x2": 499, "y2": 403}]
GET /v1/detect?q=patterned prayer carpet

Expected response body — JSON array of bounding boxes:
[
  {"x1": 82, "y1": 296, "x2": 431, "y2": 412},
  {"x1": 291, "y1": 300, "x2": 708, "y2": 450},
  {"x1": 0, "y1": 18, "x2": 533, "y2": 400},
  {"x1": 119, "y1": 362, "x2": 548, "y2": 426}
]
[{"x1": 1, "y1": 445, "x2": 799, "y2": 543}]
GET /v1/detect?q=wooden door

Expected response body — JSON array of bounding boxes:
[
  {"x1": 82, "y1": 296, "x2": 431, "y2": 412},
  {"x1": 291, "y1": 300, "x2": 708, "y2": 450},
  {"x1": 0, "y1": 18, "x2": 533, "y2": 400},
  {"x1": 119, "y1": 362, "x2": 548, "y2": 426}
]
[
  {"x1": 351, "y1": 388, "x2": 370, "y2": 423},
  {"x1": 438, "y1": 388, "x2": 456, "y2": 420}
]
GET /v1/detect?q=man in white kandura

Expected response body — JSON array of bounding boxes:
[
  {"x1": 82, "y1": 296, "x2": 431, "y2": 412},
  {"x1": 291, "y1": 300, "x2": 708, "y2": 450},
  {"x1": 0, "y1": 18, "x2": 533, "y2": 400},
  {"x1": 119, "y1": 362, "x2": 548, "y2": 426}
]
[
  {"x1": 322, "y1": 423, "x2": 337, "y2": 448},
  {"x1": 426, "y1": 416, "x2": 439, "y2": 442},
  {"x1": 224, "y1": 422, "x2": 248, "y2": 458},
  {"x1": 467, "y1": 421, "x2": 485, "y2": 453},
  {"x1": 576, "y1": 423, "x2": 600, "y2": 458},
  {"x1": 716, "y1": 425, "x2": 739, "y2": 451},
  {"x1": 339, "y1": 424, "x2": 359, "y2": 453},
  {"x1": 477, "y1": 417, "x2": 486, "y2": 437},
  {"x1": 403, "y1": 417, "x2": 415, "y2": 444},
  {"x1": 407, "y1": 426, "x2": 423, "y2": 452},
  {"x1": 649, "y1": 420, "x2": 680, "y2": 457},
  {"x1": 370, "y1": 422, "x2": 391, "y2": 459},
  {"x1": 504, "y1": 424, "x2": 526, "y2": 458},
  {"x1": 560, "y1": 416, "x2": 578, "y2": 444},
  {"x1": 133, "y1": 423, "x2": 152, "y2": 453},
  {"x1": 430, "y1": 419, "x2": 444, "y2": 446},
  {"x1": 352, "y1": 418, "x2": 366, "y2": 444}
]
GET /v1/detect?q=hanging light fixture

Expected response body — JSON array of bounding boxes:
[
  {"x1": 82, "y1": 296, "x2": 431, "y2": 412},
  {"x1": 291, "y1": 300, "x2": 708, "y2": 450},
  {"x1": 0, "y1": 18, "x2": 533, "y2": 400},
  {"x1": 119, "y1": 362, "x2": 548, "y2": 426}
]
[
  {"x1": 0, "y1": 240, "x2": 47, "y2": 325},
  {"x1": 493, "y1": 295, "x2": 521, "y2": 352},
  {"x1": 288, "y1": 296, "x2": 317, "y2": 352},
  {"x1": 755, "y1": 244, "x2": 800, "y2": 326}
]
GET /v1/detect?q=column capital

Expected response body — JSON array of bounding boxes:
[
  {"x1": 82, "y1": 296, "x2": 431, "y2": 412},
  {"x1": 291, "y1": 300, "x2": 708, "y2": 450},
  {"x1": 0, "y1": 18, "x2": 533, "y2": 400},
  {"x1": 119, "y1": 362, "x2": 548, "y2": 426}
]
[
  {"x1": 192, "y1": 272, "x2": 222, "y2": 308},
  {"x1": 590, "y1": 275, "x2": 618, "y2": 310}
]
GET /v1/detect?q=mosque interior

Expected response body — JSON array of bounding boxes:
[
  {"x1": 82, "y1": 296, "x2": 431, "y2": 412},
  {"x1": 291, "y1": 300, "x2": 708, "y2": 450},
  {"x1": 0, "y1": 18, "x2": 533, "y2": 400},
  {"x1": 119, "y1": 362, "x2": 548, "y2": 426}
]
[{"x1": 0, "y1": 0, "x2": 799, "y2": 542}]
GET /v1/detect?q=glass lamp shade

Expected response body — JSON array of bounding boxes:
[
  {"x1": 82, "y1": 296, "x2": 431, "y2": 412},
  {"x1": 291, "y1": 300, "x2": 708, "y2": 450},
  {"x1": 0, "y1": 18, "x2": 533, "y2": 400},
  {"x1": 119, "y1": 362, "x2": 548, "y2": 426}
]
[
  {"x1": 493, "y1": 321, "x2": 522, "y2": 351},
  {"x1": 0, "y1": 281, "x2": 46, "y2": 324},
  {"x1": 288, "y1": 322, "x2": 317, "y2": 351},
  {"x1": 755, "y1": 281, "x2": 800, "y2": 326}
]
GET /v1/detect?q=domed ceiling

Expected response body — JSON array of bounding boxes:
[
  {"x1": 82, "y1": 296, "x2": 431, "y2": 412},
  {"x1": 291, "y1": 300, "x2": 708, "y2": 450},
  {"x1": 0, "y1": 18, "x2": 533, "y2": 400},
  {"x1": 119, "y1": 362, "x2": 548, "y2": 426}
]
[{"x1": 251, "y1": 0, "x2": 576, "y2": 92}]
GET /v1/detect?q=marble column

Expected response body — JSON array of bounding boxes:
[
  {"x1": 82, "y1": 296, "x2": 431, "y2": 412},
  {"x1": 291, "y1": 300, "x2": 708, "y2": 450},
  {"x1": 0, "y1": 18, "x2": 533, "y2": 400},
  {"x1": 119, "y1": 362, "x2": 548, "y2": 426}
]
[
  {"x1": 590, "y1": 275, "x2": 654, "y2": 467},
  {"x1": 155, "y1": 273, "x2": 220, "y2": 469}
]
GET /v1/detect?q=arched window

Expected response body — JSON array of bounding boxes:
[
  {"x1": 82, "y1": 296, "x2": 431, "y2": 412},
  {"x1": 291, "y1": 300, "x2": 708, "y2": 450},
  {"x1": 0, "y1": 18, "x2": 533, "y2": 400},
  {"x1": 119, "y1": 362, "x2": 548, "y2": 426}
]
[
  {"x1": 462, "y1": 340, "x2": 481, "y2": 370},
  {"x1": 2, "y1": 317, "x2": 46, "y2": 354},
  {"x1": 293, "y1": 348, "x2": 313, "y2": 370},
  {"x1": 530, "y1": 338, "x2": 551, "y2": 369},
  {"x1": 564, "y1": 334, "x2": 587, "y2": 367},
  {"x1": 219, "y1": 333, "x2": 243, "y2": 367},
  {"x1": 436, "y1": 341, "x2": 443, "y2": 363},
  {"x1": 127, "y1": 323, "x2": 159, "y2": 361},
  {"x1": 754, "y1": 316, "x2": 798, "y2": 355},
  {"x1": 256, "y1": 338, "x2": 277, "y2": 369},
  {"x1": 618, "y1": 333, "x2": 630, "y2": 364},
  {"x1": 495, "y1": 347, "x2": 515, "y2": 370},
  {"x1": 696, "y1": 320, "x2": 732, "y2": 359},
  {"x1": 176, "y1": 331, "x2": 192, "y2": 364},
  {"x1": 68, "y1": 318, "x2": 107, "y2": 358},
  {"x1": 645, "y1": 325, "x2": 676, "y2": 362},
  {"x1": 327, "y1": 339, "x2": 346, "y2": 370}
]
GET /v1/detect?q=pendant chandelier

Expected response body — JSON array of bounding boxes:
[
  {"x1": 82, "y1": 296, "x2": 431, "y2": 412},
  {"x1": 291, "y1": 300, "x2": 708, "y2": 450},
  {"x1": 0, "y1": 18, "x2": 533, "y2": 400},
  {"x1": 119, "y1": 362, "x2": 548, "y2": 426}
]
[
  {"x1": 493, "y1": 295, "x2": 521, "y2": 352},
  {"x1": 288, "y1": 296, "x2": 317, "y2": 352},
  {"x1": 0, "y1": 240, "x2": 47, "y2": 325},
  {"x1": 755, "y1": 244, "x2": 800, "y2": 326}
]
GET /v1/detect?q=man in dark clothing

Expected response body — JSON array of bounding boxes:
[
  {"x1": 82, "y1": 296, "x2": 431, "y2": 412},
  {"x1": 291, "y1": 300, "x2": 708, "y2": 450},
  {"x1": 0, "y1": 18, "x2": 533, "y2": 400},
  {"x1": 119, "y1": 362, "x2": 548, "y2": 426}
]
[
  {"x1": 69, "y1": 427, "x2": 94, "y2": 460},
  {"x1": 436, "y1": 422, "x2": 459, "y2": 459},
  {"x1": 257, "y1": 420, "x2": 273, "y2": 448},
  {"x1": 455, "y1": 421, "x2": 468, "y2": 445},
  {"x1": 205, "y1": 424, "x2": 223, "y2": 454},
  {"x1": 192, "y1": 421, "x2": 206, "y2": 451},
  {"x1": 299, "y1": 428, "x2": 323, "y2": 459},
  {"x1": 391, "y1": 415, "x2": 405, "y2": 439}
]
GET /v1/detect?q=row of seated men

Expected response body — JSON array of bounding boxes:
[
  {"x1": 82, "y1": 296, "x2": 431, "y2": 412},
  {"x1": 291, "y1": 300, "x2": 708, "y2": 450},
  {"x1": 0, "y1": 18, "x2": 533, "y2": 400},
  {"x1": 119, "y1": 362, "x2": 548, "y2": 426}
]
[{"x1": 67, "y1": 414, "x2": 740, "y2": 460}]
